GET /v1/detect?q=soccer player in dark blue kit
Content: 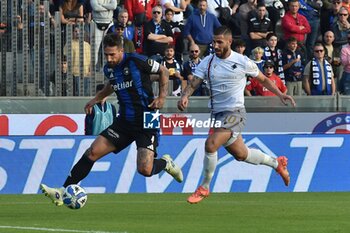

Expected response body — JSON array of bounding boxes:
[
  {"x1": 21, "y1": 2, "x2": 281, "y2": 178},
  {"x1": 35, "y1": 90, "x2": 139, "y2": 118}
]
[{"x1": 41, "y1": 33, "x2": 183, "y2": 206}]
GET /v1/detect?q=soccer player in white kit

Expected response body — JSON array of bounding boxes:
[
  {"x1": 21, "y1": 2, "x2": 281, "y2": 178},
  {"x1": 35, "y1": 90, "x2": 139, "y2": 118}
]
[{"x1": 178, "y1": 26, "x2": 296, "y2": 204}]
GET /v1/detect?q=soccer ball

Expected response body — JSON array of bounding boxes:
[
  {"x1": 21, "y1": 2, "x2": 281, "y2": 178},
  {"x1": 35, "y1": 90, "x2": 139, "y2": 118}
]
[{"x1": 62, "y1": 184, "x2": 88, "y2": 210}]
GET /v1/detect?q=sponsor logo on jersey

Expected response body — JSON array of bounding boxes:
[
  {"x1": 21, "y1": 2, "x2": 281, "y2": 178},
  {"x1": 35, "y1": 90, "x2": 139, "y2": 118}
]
[{"x1": 112, "y1": 80, "x2": 133, "y2": 91}]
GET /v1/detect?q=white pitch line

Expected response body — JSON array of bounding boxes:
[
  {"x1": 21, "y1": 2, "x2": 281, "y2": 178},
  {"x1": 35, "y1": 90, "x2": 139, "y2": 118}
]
[{"x1": 0, "y1": 226, "x2": 127, "y2": 233}]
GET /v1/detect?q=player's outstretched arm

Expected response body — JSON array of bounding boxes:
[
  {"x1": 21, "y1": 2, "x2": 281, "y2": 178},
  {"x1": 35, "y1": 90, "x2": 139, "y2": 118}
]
[
  {"x1": 177, "y1": 75, "x2": 203, "y2": 111},
  {"x1": 85, "y1": 82, "x2": 114, "y2": 114},
  {"x1": 149, "y1": 65, "x2": 169, "y2": 109},
  {"x1": 256, "y1": 71, "x2": 296, "y2": 107}
]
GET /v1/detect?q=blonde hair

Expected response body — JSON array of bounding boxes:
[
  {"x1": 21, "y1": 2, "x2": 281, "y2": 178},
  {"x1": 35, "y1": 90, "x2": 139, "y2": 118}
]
[{"x1": 252, "y1": 47, "x2": 264, "y2": 55}]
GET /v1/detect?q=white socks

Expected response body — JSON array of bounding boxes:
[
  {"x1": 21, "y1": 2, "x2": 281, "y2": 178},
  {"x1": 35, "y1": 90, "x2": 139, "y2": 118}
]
[
  {"x1": 201, "y1": 151, "x2": 218, "y2": 189},
  {"x1": 245, "y1": 148, "x2": 278, "y2": 169}
]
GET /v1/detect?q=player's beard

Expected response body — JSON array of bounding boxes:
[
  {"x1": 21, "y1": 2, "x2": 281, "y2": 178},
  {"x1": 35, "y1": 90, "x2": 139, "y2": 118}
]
[
  {"x1": 215, "y1": 46, "x2": 229, "y2": 59},
  {"x1": 107, "y1": 63, "x2": 117, "y2": 68}
]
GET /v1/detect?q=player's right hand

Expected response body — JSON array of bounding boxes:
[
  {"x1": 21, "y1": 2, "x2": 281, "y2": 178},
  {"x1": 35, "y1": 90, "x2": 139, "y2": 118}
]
[
  {"x1": 177, "y1": 97, "x2": 188, "y2": 111},
  {"x1": 84, "y1": 99, "x2": 97, "y2": 114}
]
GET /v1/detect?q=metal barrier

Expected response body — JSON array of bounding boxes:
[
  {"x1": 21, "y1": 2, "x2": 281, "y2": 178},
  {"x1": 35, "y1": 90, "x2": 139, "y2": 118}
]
[
  {"x1": 0, "y1": 0, "x2": 105, "y2": 97},
  {"x1": 1, "y1": 94, "x2": 349, "y2": 114}
]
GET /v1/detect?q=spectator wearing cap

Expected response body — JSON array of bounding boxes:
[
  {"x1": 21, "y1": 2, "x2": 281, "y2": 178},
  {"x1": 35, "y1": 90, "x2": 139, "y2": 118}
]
[
  {"x1": 245, "y1": 60, "x2": 287, "y2": 96},
  {"x1": 282, "y1": 36, "x2": 305, "y2": 96},
  {"x1": 114, "y1": 23, "x2": 135, "y2": 53}
]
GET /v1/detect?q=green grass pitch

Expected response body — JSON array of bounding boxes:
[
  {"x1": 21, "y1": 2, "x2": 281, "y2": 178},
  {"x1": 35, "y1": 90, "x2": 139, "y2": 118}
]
[{"x1": 0, "y1": 192, "x2": 349, "y2": 233}]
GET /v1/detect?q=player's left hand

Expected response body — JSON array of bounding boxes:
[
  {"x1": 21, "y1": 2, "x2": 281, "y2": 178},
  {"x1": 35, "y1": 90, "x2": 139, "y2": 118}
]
[
  {"x1": 280, "y1": 94, "x2": 296, "y2": 107},
  {"x1": 148, "y1": 96, "x2": 165, "y2": 109}
]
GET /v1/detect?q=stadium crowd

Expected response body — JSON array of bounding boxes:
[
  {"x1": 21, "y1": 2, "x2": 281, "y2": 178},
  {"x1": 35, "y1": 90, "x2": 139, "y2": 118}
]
[{"x1": 1, "y1": 0, "x2": 350, "y2": 96}]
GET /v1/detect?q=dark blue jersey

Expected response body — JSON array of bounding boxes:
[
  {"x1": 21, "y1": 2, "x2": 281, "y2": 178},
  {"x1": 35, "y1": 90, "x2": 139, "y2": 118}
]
[{"x1": 103, "y1": 53, "x2": 161, "y2": 124}]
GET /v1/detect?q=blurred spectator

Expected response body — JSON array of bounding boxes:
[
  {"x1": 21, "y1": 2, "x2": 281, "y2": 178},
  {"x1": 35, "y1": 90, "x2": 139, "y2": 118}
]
[
  {"x1": 263, "y1": 33, "x2": 285, "y2": 83},
  {"x1": 0, "y1": 23, "x2": 6, "y2": 36},
  {"x1": 117, "y1": 9, "x2": 134, "y2": 41},
  {"x1": 143, "y1": 5, "x2": 173, "y2": 62},
  {"x1": 207, "y1": 0, "x2": 240, "y2": 31},
  {"x1": 83, "y1": 0, "x2": 92, "y2": 34},
  {"x1": 340, "y1": 32, "x2": 350, "y2": 94},
  {"x1": 238, "y1": 0, "x2": 257, "y2": 37},
  {"x1": 264, "y1": 0, "x2": 286, "y2": 32},
  {"x1": 85, "y1": 84, "x2": 117, "y2": 135},
  {"x1": 182, "y1": 44, "x2": 209, "y2": 96},
  {"x1": 323, "y1": 30, "x2": 342, "y2": 88},
  {"x1": 320, "y1": 0, "x2": 342, "y2": 34},
  {"x1": 303, "y1": 43, "x2": 336, "y2": 95},
  {"x1": 247, "y1": 3, "x2": 273, "y2": 49},
  {"x1": 251, "y1": 46, "x2": 265, "y2": 72},
  {"x1": 183, "y1": 0, "x2": 221, "y2": 58},
  {"x1": 59, "y1": 0, "x2": 84, "y2": 25},
  {"x1": 342, "y1": 0, "x2": 350, "y2": 13},
  {"x1": 124, "y1": 0, "x2": 158, "y2": 26},
  {"x1": 63, "y1": 25, "x2": 91, "y2": 96},
  {"x1": 245, "y1": 60, "x2": 287, "y2": 96},
  {"x1": 50, "y1": 55, "x2": 69, "y2": 96},
  {"x1": 281, "y1": 0, "x2": 311, "y2": 44},
  {"x1": 162, "y1": 8, "x2": 184, "y2": 64},
  {"x1": 233, "y1": 39, "x2": 246, "y2": 55},
  {"x1": 331, "y1": 7, "x2": 350, "y2": 49},
  {"x1": 160, "y1": 0, "x2": 189, "y2": 24},
  {"x1": 282, "y1": 36, "x2": 305, "y2": 96},
  {"x1": 114, "y1": 23, "x2": 135, "y2": 53},
  {"x1": 90, "y1": 0, "x2": 118, "y2": 65},
  {"x1": 161, "y1": 44, "x2": 184, "y2": 96},
  {"x1": 298, "y1": 0, "x2": 323, "y2": 60}
]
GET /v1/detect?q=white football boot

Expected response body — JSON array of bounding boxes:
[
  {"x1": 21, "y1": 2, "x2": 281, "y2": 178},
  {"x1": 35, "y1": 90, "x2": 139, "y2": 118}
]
[
  {"x1": 40, "y1": 184, "x2": 65, "y2": 206},
  {"x1": 162, "y1": 154, "x2": 183, "y2": 183}
]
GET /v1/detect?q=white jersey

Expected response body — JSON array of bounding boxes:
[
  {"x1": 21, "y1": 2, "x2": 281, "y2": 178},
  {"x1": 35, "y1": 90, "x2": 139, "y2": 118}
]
[{"x1": 193, "y1": 50, "x2": 260, "y2": 113}]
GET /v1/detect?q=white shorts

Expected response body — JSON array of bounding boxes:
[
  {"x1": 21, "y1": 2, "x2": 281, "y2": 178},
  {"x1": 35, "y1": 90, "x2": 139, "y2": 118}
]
[{"x1": 213, "y1": 108, "x2": 246, "y2": 147}]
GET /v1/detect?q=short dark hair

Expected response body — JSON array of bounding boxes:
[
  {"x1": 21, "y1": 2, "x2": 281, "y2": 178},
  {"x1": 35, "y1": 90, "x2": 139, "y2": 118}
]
[
  {"x1": 103, "y1": 33, "x2": 123, "y2": 49},
  {"x1": 266, "y1": 32, "x2": 277, "y2": 41},
  {"x1": 214, "y1": 26, "x2": 232, "y2": 37},
  {"x1": 314, "y1": 42, "x2": 325, "y2": 50},
  {"x1": 165, "y1": 8, "x2": 174, "y2": 15},
  {"x1": 287, "y1": 36, "x2": 297, "y2": 43},
  {"x1": 166, "y1": 44, "x2": 175, "y2": 50},
  {"x1": 233, "y1": 39, "x2": 246, "y2": 47}
]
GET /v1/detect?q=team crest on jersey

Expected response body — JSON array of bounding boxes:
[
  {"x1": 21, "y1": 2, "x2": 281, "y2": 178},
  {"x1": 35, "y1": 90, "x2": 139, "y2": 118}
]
[
  {"x1": 123, "y1": 67, "x2": 130, "y2": 76},
  {"x1": 231, "y1": 64, "x2": 237, "y2": 70},
  {"x1": 148, "y1": 59, "x2": 154, "y2": 66}
]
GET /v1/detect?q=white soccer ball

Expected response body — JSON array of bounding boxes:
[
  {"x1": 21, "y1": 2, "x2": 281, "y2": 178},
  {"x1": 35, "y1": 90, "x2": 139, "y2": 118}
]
[{"x1": 62, "y1": 184, "x2": 88, "y2": 210}]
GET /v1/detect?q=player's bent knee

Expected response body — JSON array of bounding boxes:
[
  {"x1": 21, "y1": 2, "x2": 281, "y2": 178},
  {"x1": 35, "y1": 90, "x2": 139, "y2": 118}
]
[
  {"x1": 232, "y1": 149, "x2": 248, "y2": 161},
  {"x1": 137, "y1": 166, "x2": 152, "y2": 177},
  {"x1": 205, "y1": 139, "x2": 219, "y2": 153}
]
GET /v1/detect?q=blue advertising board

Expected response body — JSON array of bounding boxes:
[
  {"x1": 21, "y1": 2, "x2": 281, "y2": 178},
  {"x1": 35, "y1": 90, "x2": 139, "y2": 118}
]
[{"x1": 0, "y1": 134, "x2": 349, "y2": 194}]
